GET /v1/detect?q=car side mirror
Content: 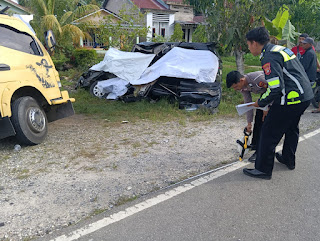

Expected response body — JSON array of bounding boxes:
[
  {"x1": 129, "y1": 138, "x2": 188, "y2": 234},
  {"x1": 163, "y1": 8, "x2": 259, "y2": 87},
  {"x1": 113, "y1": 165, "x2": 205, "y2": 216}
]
[{"x1": 44, "y1": 30, "x2": 56, "y2": 55}]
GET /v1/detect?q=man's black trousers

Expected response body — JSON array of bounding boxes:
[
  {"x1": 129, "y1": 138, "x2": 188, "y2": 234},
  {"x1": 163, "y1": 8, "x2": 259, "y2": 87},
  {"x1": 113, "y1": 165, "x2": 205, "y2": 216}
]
[
  {"x1": 255, "y1": 101, "x2": 310, "y2": 175},
  {"x1": 251, "y1": 109, "x2": 263, "y2": 150}
]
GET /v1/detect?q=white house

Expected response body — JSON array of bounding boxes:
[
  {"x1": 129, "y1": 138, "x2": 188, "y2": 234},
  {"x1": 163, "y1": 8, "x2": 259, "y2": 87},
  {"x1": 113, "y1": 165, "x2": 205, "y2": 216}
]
[
  {"x1": 164, "y1": 0, "x2": 204, "y2": 42},
  {"x1": 102, "y1": 0, "x2": 176, "y2": 41},
  {"x1": 73, "y1": 8, "x2": 123, "y2": 48}
]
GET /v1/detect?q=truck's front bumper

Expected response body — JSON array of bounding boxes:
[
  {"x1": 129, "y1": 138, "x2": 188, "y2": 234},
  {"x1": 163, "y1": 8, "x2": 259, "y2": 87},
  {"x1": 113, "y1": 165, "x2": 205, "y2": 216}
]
[
  {"x1": 46, "y1": 100, "x2": 75, "y2": 122},
  {"x1": 47, "y1": 90, "x2": 75, "y2": 122},
  {"x1": 0, "y1": 116, "x2": 16, "y2": 139}
]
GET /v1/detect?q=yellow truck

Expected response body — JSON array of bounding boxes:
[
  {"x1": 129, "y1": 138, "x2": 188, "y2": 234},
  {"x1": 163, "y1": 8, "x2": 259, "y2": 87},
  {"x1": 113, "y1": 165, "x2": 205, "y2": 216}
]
[{"x1": 0, "y1": 13, "x2": 75, "y2": 145}]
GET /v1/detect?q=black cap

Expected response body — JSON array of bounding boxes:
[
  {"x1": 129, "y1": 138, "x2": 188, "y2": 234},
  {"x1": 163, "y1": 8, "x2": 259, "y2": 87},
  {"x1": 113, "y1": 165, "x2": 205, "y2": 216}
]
[
  {"x1": 302, "y1": 37, "x2": 314, "y2": 45},
  {"x1": 299, "y1": 33, "x2": 309, "y2": 38}
]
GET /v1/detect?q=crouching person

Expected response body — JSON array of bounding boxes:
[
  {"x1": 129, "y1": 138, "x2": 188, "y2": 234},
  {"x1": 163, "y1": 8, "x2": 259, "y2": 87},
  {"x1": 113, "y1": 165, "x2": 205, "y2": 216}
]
[{"x1": 226, "y1": 70, "x2": 267, "y2": 162}]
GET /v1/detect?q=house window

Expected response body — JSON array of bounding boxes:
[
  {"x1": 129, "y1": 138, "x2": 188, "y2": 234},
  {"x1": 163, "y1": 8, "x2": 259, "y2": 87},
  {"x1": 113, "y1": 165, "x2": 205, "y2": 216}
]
[
  {"x1": 161, "y1": 28, "x2": 165, "y2": 37},
  {"x1": 152, "y1": 14, "x2": 170, "y2": 23}
]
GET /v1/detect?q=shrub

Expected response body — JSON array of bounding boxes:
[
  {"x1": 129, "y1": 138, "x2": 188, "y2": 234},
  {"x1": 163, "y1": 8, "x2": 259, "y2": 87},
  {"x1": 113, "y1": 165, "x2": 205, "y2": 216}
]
[
  {"x1": 51, "y1": 52, "x2": 69, "y2": 71},
  {"x1": 73, "y1": 48, "x2": 98, "y2": 69},
  {"x1": 169, "y1": 23, "x2": 184, "y2": 42},
  {"x1": 152, "y1": 34, "x2": 169, "y2": 43}
]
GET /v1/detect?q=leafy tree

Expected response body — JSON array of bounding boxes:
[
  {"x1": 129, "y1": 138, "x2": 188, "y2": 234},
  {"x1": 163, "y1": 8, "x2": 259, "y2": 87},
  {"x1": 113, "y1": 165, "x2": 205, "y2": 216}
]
[
  {"x1": 26, "y1": 0, "x2": 99, "y2": 47},
  {"x1": 264, "y1": 5, "x2": 299, "y2": 48},
  {"x1": 169, "y1": 23, "x2": 184, "y2": 42},
  {"x1": 192, "y1": 24, "x2": 208, "y2": 43},
  {"x1": 94, "y1": 4, "x2": 149, "y2": 51},
  {"x1": 287, "y1": 0, "x2": 320, "y2": 39},
  {"x1": 185, "y1": 0, "x2": 293, "y2": 74},
  {"x1": 259, "y1": 0, "x2": 320, "y2": 39},
  {"x1": 186, "y1": 0, "x2": 268, "y2": 74}
]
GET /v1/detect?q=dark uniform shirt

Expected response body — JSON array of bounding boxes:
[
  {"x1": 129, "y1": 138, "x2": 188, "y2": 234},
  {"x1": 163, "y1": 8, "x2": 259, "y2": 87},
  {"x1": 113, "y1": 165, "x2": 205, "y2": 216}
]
[
  {"x1": 258, "y1": 43, "x2": 314, "y2": 107},
  {"x1": 299, "y1": 47, "x2": 317, "y2": 81},
  {"x1": 240, "y1": 71, "x2": 266, "y2": 123}
]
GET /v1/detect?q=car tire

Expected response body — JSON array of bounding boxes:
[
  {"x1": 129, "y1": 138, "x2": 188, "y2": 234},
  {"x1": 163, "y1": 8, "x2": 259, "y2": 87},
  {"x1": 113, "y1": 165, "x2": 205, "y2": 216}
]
[
  {"x1": 89, "y1": 81, "x2": 106, "y2": 98},
  {"x1": 11, "y1": 96, "x2": 48, "y2": 145}
]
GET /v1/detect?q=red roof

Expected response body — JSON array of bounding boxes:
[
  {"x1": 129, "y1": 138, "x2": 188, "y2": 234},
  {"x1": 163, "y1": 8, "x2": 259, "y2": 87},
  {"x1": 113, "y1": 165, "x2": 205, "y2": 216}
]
[
  {"x1": 131, "y1": 0, "x2": 168, "y2": 10},
  {"x1": 164, "y1": 0, "x2": 184, "y2": 3},
  {"x1": 193, "y1": 15, "x2": 205, "y2": 23}
]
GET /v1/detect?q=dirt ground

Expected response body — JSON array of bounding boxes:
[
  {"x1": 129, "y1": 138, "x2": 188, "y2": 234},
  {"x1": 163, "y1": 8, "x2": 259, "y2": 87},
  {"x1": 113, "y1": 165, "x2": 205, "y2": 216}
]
[{"x1": 1, "y1": 106, "x2": 320, "y2": 240}]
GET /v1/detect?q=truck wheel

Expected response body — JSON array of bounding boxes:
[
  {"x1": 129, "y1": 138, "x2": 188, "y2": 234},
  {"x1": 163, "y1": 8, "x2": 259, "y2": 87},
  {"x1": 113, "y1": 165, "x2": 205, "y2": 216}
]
[
  {"x1": 90, "y1": 81, "x2": 106, "y2": 98},
  {"x1": 11, "y1": 96, "x2": 48, "y2": 145}
]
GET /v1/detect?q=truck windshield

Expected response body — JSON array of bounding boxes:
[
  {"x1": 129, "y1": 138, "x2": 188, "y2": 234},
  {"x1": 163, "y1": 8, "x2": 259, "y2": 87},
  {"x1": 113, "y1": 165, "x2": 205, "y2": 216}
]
[{"x1": 0, "y1": 24, "x2": 42, "y2": 56}]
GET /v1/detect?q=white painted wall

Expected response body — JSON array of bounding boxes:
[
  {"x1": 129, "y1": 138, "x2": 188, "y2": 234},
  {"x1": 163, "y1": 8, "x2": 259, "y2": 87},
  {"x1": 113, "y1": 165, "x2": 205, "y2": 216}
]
[
  {"x1": 146, "y1": 12, "x2": 153, "y2": 41},
  {"x1": 168, "y1": 14, "x2": 175, "y2": 38}
]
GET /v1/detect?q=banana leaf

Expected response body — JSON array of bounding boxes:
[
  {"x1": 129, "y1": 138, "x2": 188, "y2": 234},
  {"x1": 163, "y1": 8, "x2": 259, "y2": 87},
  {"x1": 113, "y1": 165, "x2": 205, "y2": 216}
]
[
  {"x1": 272, "y1": 4, "x2": 289, "y2": 39},
  {"x1": 282, "y1": 20, "x2": 299, "y2": 49},
  {"x1": 263, "y1": 17, "x2": 280, "y2": 39}
]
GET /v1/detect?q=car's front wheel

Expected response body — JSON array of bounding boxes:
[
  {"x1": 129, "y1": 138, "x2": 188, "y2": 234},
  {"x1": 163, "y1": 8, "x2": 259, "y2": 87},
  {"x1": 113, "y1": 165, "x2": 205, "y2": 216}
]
[
  {"x1": 11, "y1": 96, "x2": 48, "y2": 145},
  {"x1": 90, "y1": 81, "x2": 107, "y2": 98}
]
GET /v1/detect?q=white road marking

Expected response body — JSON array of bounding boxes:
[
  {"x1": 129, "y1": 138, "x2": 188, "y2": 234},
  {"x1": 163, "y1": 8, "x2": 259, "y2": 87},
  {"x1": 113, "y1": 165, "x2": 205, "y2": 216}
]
[
  {"x1": 51, "y1": 162, "x2": 248, "y2": 241},
  {"x1": 51, "y1": 128, "x2": 320, "y2": 241},
  {"x1": 301, "y1": 128, "x2": 320, "y2": 140}
]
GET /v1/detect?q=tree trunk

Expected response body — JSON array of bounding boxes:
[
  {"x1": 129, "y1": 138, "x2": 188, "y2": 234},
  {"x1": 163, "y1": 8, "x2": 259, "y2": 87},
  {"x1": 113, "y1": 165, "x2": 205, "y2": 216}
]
[{"x1": 235, "y1": 49, "x2": 245, "y2": 75}]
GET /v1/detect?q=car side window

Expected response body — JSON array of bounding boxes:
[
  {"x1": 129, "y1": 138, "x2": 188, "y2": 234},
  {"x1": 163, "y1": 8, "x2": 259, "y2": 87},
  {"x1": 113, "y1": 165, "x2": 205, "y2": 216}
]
[{"x1": 0, "y1": 24, "x2": 43, "y2": 56}]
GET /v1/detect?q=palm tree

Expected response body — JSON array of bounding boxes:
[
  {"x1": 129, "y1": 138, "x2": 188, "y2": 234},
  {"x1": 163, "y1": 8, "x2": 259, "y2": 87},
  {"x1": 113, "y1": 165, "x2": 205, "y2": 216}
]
[{"x1": 28, "y1": 0, "x2": 99, "y2": 46}]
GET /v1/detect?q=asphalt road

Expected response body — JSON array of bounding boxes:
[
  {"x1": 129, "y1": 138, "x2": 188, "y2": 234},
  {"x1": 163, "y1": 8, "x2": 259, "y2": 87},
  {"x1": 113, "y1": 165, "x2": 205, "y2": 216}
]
[{"x1": 47, "y1": 128, "x2": 320, "y2": 241}]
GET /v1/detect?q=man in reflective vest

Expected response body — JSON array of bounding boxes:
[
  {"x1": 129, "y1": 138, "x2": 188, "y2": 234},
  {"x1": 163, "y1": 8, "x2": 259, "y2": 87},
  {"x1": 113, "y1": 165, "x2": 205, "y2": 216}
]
[{"x1": 243, "y1": 27, "x2": 314, "y2": 180}]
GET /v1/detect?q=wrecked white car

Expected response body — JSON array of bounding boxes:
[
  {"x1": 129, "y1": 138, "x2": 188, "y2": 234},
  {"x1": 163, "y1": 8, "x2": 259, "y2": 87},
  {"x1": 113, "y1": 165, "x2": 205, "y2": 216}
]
[{"x1": 76, "y1": 42, "x2": 222, "y2": 111}]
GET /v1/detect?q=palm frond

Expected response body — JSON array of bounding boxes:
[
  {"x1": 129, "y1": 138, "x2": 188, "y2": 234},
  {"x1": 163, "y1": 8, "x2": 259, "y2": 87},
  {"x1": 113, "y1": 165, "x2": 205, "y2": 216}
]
[
  {"x1": 46, "y1": 0, "x2": 55, "y2": 15},
  {"x1": 61, "y1": 24, "x2": 85, "y2": 44},
  {"x1": 42, "y1": 15, "x2": 62, "y2": 33},
  {"x1": 60, "y1": 11, "x2": 73, "y2": 26},
  {"x1": 83, "y1": 31, "x2": 93, "y2": 41},
  {"x1": 73, "y1": 4, "x2": 100, "y2": 19},
  {"x1": 31, "y1": 0, "x2": 48, "y2": 16}
]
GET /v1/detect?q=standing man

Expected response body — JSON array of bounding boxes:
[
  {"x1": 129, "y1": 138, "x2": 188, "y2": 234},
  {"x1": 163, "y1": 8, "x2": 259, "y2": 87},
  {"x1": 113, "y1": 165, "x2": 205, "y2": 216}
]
[
  {"x1": 299, "y1": 37, "x2": 320, "y2": 113},
  {"x1": 226, "y1": 70, "x2": 267, "y2": 162},
  {"x1": 299, "y1": 37, "x2": 317, "y2": 82},
  {"x1": 292, "y1": 33, "x2": 320, "y2": 71},
  {"x1": 243, "y1": 27, "x2": 313, "y2": 179},
  {"x1": 291, "y1": 33, "x2": 309, "y2": 59}
]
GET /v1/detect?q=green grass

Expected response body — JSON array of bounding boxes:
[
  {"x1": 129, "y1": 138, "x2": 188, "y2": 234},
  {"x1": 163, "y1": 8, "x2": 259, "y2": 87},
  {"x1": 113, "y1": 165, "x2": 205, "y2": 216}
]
[
  {"x1": 244, "y1": 53, "x2": 261, "y2": 66},
  {"x1": 63, "y1": 55, "x2": 263, "y2": 122},
  {"x1": 71, "y1": 89, "x2": 219, "y2": 123}
]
